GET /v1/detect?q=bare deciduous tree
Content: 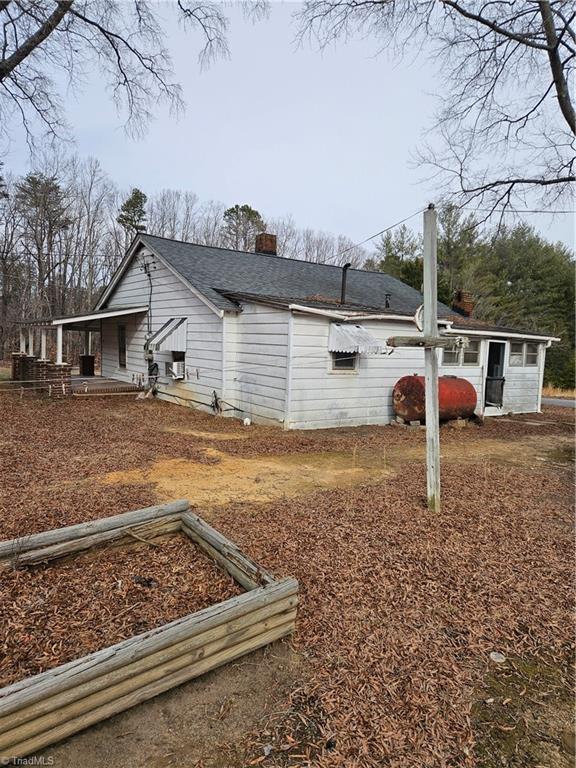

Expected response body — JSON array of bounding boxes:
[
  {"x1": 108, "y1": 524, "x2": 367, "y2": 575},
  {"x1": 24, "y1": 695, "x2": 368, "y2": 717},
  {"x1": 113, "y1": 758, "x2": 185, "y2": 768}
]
[
  {"x1": 296, "y1": 0, "x2": 575, "y2": 213},
  {"x1": 0, "y1": 0, "x2": 234, "y2": 148}
]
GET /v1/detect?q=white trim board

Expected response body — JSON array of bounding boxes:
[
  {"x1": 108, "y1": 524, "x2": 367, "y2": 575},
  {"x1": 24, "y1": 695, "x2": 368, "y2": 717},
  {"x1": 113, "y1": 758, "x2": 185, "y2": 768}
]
[
  {"x1": 52, "y1": 306, "x2": 148, "y2": 326},
  {"x1": 445, "y1": 328, "x2": 560, "y2": 342},
  {"x1": 95, "y1": 238, "x2": 225, "y2": 319}
]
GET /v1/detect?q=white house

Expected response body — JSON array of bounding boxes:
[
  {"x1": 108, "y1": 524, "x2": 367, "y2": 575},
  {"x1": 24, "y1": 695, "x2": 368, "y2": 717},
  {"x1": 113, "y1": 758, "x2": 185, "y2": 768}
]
[{"x1": 27, "y1": 232, "x2": 558, "y2": 429}]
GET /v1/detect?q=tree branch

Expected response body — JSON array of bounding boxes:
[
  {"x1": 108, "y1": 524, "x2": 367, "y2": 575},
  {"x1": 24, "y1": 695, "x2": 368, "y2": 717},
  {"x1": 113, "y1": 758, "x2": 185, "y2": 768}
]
[
  {"x1": 539, "y1": 0, "x2": 576, "y2": 134},
  {"x1": 441, "y1": 0, "x2": 550, "y2": 50},
  {"x1": 0, "y1": 1, "x2": 72, "y2": 81}
]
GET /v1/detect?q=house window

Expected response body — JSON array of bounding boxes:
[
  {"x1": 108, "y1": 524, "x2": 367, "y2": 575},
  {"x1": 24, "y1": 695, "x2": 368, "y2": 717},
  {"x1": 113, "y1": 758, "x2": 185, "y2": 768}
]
[
  {"x1": 442, "y1": 346, "x2": 460, "y2": 365},
  {"x1": 462, "y1": 339, "x2": 480, "y2": 365},
  {"x1": 118, "y1": 325, "x2": 127, "y2": 368},
  {"x1": 443, "y1": 339, "x2": 480, "y2": 366},
  {"x1": 525, "y1": 343, "x2": 539, "y2": 366},
  {"x1": 509, "y1": 342, "x2": 524, "y2": 366},
  {"x1": 331, "y1": 351, "x2": 357, "y2": 371}
]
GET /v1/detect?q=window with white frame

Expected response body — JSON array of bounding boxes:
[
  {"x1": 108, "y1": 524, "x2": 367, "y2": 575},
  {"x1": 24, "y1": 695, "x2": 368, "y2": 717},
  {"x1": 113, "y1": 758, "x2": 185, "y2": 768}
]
[
  {"x1": 509, "y1": 341, "x2": 539, "y2": 366},
  {"x1": 442, "y1": 345, "x2": 460, "y2": 365},
  {"x1": 462, "y1": 339, "x2": 480, "y2": 365},
  {"x1": 525, "y1": 342, "x2": 539, "y2": 366},
  {"x1": 331, "y1": 351, "x2": 358, "y2": 371},
  {"x1": 509, "y1": 342, "x2": 524, "y2": 366},
  {"x1": 442, "y1": 339, "x2": 480, "y2": 366}
]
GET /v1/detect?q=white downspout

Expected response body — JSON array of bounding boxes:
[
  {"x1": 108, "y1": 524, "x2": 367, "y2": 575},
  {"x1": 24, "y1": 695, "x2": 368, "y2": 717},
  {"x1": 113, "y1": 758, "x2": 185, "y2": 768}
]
[
  {"x1": 537, "y1": 341, "x2": 551, "y2": 412},
  {"x1": 283, "y1": 313, "x2": 294, "y2": 430}
]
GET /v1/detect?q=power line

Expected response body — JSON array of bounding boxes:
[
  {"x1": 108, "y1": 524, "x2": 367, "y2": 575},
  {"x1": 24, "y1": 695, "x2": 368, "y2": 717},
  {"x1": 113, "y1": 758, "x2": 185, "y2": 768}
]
[
  {"x1": 291, "y1": 207, "x2": 425, "y2": 262},
  {"x1": 337, "y1": 208, "x2": 425, "y2": 256}
]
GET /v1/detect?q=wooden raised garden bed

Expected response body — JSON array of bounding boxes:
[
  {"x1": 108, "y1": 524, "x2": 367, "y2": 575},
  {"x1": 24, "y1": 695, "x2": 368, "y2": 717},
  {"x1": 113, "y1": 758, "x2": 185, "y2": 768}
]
[{"x1": 0, "y1": 500, "x2": 298, "y2": 761}]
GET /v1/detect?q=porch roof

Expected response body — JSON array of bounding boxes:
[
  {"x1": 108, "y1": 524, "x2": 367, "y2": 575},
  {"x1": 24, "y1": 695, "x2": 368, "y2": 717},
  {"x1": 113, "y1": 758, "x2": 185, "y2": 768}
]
[{"x1": 20, "y1": 305, "x2": 148, "y2": 331}]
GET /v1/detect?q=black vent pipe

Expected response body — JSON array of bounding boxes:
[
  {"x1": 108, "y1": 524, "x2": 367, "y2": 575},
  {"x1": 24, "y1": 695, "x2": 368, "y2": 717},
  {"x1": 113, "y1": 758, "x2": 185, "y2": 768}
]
[{"x1": 340, "y1": 262, "x2": 352, "y2": 304}]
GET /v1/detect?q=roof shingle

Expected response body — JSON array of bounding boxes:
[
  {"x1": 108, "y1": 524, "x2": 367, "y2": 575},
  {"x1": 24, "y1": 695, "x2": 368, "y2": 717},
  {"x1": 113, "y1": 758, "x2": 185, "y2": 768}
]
[{"x1": 140, "y1": 234, "x2": 453, "y2": 316}]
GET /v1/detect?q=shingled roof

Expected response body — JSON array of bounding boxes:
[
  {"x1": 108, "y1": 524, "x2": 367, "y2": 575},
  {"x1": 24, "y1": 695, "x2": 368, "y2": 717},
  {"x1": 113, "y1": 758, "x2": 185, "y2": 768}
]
[{"x1": 138, "y1": 234, "x2": 453, "y2": 317}]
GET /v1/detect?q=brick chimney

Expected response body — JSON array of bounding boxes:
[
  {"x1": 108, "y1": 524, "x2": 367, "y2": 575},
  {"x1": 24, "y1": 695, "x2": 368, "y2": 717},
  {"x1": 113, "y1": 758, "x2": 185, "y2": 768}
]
[
  {"x1": 452, "y1": 290, "x2": 475, "y2": 317},
  {"x1": 255, "y1": 233, "x2": 277, "y2": 256}
]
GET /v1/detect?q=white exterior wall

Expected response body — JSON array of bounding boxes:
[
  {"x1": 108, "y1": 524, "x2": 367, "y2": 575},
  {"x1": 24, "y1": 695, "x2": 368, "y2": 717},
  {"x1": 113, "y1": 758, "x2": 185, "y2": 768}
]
[
  {"x1": 440, "y1": 336, "x2": 545, "y2": 415},
  {"x1": 100, "y1": 256, "x2": 223, "y2": 410},
  {"x1": 223, "y1": 303, "x2": 291, "y2": 425},
  {"x1": 286, "y1": 315, "x2": 545, "y2": 430},
  {"x1": 287, "y1": 315, "x2": 434, "y2": 430}
]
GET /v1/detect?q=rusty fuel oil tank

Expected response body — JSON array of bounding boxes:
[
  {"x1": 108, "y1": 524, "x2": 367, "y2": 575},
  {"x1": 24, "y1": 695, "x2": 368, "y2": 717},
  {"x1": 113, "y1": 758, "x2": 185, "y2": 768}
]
[{"x1": 393, "y1": 375, "x2": 477, "y2": 422}]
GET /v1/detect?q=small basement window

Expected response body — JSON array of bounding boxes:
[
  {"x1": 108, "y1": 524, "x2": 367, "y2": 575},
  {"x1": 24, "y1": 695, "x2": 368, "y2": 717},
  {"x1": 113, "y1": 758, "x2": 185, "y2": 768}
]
[
  {"x1": 331, "y1": 351, "x2": 357, "y2": 371},
  {"x1": 525, "y1": 343, "x2": 539, "y2": 366},
  {"x1": 509, "y1": 342, "x2": 524, "y2": 366}
]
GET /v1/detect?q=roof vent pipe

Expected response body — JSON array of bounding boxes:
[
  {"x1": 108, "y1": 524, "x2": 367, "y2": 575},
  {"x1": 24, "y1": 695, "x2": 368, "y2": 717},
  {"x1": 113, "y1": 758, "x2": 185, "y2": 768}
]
[{"x1": 340, "y1": 263, "x2": 352, "y2": 304}]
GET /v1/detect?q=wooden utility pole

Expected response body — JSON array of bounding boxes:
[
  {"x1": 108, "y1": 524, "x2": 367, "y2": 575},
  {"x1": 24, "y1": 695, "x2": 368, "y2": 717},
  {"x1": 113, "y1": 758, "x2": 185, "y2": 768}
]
[
  {"x1": 423, "y1": 204, "x2": 441, "y2": 512},
  {"x1": 388, "y1": 204, "x2": 452, "y2": 512}
]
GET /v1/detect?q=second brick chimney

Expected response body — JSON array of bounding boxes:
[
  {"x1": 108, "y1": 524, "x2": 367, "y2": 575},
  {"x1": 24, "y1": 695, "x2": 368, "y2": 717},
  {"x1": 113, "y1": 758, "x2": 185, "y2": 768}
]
[
  {"x1": 452, "y1": 290, "x2": 475, "y2": 317},
  {"x1": 255, "y1": 233, "x2": 277, "y2": 256}
]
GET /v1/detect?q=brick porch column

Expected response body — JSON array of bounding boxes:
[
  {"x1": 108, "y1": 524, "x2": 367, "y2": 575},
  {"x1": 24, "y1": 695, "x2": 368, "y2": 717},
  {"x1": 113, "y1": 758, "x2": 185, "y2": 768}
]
[
  {"x1": 32, "y1": 358, "x2": 50, "y2": 395},
  {"x1": 22, "y1": 355, "x2": 37, "y2": 386},
  {"x1": 47, "y1": 363, "x2": 72, "y2": 399},
  {"x1": 11, "y1": 353, "x2": 26, "y2": 381}
]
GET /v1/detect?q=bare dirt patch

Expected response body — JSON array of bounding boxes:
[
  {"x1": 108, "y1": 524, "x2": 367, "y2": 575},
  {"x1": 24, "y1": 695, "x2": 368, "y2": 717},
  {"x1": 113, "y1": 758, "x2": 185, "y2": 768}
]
[
  {"x1": 98, "y1": 435, "x2": 574, "y2": 508},
  {"x1": 100, "y1": 447, "x2": 394, "y2": 507},
  {"x1": 37, "y1": 641, "x2": 303, "y2": 768},
  {"x1": 0, "y1": 533, "x2": 242, "y2": 687},
  {"x1": 388, "y1": 433, "x2": 575, "y2": 469},
  {"x1": 163, "y1": 426, "x2": 250, "y2": 441}
]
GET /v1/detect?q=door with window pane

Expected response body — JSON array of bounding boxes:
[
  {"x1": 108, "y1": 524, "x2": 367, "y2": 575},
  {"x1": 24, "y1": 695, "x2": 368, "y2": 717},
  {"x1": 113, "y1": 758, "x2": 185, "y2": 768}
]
[{"x1": 485, "y1": 341, "x2": 505, "y2": 407}]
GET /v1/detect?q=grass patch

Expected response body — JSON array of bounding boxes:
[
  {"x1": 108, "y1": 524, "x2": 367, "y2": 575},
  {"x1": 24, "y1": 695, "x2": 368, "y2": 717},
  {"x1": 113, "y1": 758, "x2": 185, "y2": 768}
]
[{"x1": 543, "y1": 385, "x2": 576, "y2": 399}]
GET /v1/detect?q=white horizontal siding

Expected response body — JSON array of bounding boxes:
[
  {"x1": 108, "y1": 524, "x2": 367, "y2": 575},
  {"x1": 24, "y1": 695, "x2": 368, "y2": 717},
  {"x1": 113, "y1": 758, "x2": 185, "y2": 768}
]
[
  {"x1": 502, "y1": 345, "x2": 542, "y2": 413},
  {"x1": 101, "y1": 255, "x2": 223, "y2": 410},
  {"x1": 287, "y1": 316, "x2": 419, "y2": 429},
  {"x1": 223, "y1": 303, "x2": 290, "y2": 425},
  {"x1": 286, "y1": 316, "x2": 491, "y2": 430}
]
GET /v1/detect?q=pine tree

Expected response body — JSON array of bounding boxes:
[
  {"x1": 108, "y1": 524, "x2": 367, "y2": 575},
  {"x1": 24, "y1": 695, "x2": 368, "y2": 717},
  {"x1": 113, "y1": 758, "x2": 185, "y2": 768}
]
[
  {"x1": 117, "y1": 188, "x2": 147, "y2": 237},
  {"x1": 222, "y1": 204, "x2": 266, "y2": 251}
]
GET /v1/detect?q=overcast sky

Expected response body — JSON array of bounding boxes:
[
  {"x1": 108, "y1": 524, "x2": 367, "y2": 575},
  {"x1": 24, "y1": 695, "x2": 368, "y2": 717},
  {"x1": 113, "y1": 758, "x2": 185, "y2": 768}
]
[{"x1": 5, "y1": 2, "x2": 574, "y2": 249}]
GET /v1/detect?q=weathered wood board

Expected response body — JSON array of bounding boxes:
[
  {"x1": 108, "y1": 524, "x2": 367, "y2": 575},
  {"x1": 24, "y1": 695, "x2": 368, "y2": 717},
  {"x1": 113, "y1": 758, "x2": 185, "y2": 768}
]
[{"x1": 0, "y1": 500, "x2": 298, "y2": 761}]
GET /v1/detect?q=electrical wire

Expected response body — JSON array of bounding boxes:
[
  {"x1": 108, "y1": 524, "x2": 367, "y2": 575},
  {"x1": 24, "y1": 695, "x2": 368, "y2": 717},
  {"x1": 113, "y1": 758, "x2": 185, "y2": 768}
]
[
  {"x1": 336, "y1": 208, "x2": 426, "y2": 256},
  {"x1": 291, "y1": 207, "x2": 426, "y2": 263}
]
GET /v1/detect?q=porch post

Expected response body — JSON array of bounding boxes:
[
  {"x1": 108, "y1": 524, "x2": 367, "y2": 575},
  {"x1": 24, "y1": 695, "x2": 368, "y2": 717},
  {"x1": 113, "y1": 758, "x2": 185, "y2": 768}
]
[
  {"x1": 56, "y1": 325, "x2": 63, "y2": 365},
  {"x1": 19, "y1": 329, "x2": 26, "y2": 353},
  {"x1": 40, "y1": 329, "x2": 47, "y2": 360},
  {"x1": 28, "y1": 328, "x2": 34, "y2": 356}
]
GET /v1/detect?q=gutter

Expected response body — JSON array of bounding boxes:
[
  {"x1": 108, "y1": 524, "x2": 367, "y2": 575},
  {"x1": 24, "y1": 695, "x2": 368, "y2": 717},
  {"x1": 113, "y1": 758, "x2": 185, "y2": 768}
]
[
  {"x1": 444, "y1": 328, "x2": 561, "y2": 342},
  {"x1": 288, "y1": 304, "x2": 452, "y2": 326},
  {"x1": 288, "y1": 304, "x2": 348, "y2": 320}
]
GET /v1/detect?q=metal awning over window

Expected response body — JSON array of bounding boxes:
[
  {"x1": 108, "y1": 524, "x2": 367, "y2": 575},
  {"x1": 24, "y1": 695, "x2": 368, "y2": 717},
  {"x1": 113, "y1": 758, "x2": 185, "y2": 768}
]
[
  {"x1": 148, "y1": 318, "x2": 187, "y2": 352},
  {"x1": 328, "y1": 323, "x2": 386, "y2": 355}
]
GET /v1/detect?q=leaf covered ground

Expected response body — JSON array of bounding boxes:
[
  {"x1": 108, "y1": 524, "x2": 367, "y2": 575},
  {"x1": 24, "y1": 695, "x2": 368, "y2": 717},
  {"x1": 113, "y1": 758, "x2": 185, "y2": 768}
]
[{"x1": 0, "y1": 395, "x2": 573, "y2": 767}]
